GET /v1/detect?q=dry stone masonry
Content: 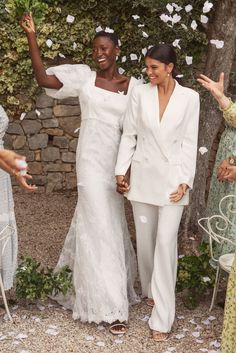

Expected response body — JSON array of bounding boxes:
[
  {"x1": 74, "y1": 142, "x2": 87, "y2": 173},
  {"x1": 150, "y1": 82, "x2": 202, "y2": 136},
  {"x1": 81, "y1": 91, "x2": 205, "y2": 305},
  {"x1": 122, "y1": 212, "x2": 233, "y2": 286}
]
[{"x1": 4, "y1": 93, "x2": 81, "y2": 192}]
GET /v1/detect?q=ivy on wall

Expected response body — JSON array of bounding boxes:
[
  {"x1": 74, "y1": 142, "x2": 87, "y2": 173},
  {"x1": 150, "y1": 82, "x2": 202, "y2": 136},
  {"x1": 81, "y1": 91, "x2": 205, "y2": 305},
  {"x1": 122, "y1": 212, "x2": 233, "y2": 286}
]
[{"x1": 0, "y1": 0, "x2": 214, "y2": 115}]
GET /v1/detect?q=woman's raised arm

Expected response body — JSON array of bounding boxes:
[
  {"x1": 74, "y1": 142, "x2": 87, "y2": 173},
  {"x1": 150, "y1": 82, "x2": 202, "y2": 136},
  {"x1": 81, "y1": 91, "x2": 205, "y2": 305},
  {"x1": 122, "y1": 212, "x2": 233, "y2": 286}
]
[{"x1": 20, "y1": 12, "x2": 62, "y2": 89}]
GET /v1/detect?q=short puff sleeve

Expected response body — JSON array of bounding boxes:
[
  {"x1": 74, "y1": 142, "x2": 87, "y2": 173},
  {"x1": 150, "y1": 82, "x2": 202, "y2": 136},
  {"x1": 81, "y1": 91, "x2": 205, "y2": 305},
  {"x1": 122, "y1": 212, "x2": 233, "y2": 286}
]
[{"x1": 45, "y1": 64, "x2": 92, "y2": 99}]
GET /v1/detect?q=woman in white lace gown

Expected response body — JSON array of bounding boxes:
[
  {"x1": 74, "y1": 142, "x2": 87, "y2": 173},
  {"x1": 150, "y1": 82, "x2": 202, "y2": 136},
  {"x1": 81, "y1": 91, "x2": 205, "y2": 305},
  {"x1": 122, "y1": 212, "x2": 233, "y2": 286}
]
[
  {"x1": 20, "y1": 14, "x2": 140, "y2": 329},
  {"x1": 0, "y1": 106, "x2": 18, "y2": 291}
]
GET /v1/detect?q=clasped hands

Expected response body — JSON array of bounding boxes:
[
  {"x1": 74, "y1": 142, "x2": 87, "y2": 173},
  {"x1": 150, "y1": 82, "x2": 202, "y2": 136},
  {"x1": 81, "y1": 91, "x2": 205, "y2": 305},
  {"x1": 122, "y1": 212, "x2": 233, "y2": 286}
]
[
  {"x1": 116, "y1": 175, "x2": 188, "y2": 202},
  {"x1": 217, "y1": 158, "x2": 236, "y2": 182}
]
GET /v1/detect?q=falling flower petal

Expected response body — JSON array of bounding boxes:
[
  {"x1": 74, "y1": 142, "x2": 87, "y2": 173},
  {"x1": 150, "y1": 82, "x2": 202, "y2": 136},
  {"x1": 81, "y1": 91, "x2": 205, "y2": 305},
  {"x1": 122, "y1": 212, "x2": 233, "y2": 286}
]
[
  {"x1": 200, "y1": 15, "x2": 209, "y2": 23},
  {"x1": 114, "y1": 339, "x2": 123, "y2": 344},
  {"x1": 59, "y1": 53, "x2": 66, "y2": 58},
  {"x1": 160, "y1": 14, "x2": 172, "y2": 23},
  {"x1": 203, "y1": 1, "x2": 213, "y2": 13},
  {"x1": 210, "y1": 39, "x2": 224, "y2": 49},
  {"x1": 203, "y1": 276, "x2": 211, "y2": 282},
  {"x1": 132, "y1": 15, "x2": 140, "y2": 20},
  {"x1": 121, "y1": 56, "x2": 127, "y2": 63},
  {"x1": 142, "y1": 31, "x2": 149, "y2": 38},
  {"x1": 172, "y1": 3, "x2": 182, "y2": 12},
  {"x1": 96, "y1": 26, "x2": 103, "y2": 32},
  {"x1": 138, "y1": 24, "x2": 145, "y2": 27},
  {"x1": 199, "y1": 146, "x2": 208, "y2": 155},
  {"x1": 142, "y1": 48, "x2": 147, "y2": 56},
  {"x1": 66, "y1": 15, "x2": 75, "y2": 24},
  {"x1": 74, "y1": 127, "x2": 80, "y2": 133},
  {"x1": 166, "y1": 4, "x2": 174, "y2": 13},
  {"x1": 185, "y1": 56, "x2": 193, "y2": 65},
  {"x1": 35, "y1": 109, "x2": 41, "y2": 116},
  {"x1": 185, "y1": 4, "x2": 193, "y2": 12},
  {"x1": 130, "y1": 53, "x2": 138, "y2": 61},
  {"x1": 172, "y1": 39, "x2": 181, "y2": 49},
  {"x1": 176, "y1": 74, "x2": 184, "y2": 78},
  {"x1": 20, "y1": 112, "x2": 26, "y2": 120},
  {"x1": 105, "y1": 27, "x2": 114, "y2": 33},
  {"x1": 191, "y1": 20, "x2": 198, "y2": 30},
  {"x1": 73, "y1": 42, "x2": 77, "y2": 50},
  {"x1": 140, "y1": 216, "x2": 147, "y2": 223},
  {"x1": 172, "y1": 14, "x2": 181, "y2": 24},
  {"x1": 46, "y1": 39, "x2": 53, "y2": 48},
  {"x1": 118, "y1": 39, "x2": 122, "y2": 46},
  {"x1": 118, "y1": 67, "x2": 125, "y2": 75}
]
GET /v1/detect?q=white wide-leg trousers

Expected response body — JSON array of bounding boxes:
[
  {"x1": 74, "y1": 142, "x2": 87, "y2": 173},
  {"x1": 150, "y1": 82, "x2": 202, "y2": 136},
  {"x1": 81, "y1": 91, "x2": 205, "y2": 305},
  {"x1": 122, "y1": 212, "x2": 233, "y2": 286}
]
[{"x1": 132, "y1": 201, "x2": 184, "y2": 333}]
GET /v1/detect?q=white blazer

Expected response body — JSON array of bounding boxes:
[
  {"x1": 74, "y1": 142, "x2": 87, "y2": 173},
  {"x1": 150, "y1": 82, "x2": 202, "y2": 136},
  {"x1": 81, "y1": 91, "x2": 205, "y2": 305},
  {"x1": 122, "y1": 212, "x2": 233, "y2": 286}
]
[{"x1": 115, "y1": 80, "x2": 200, "y2": 206}]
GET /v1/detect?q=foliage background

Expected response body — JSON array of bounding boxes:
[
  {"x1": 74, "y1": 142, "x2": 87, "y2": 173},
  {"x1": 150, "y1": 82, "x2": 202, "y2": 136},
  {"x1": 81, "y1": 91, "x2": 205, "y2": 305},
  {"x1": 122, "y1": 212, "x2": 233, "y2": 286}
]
[{"x1": 0, "y1": 0, "x2": 212, "y2": 116}]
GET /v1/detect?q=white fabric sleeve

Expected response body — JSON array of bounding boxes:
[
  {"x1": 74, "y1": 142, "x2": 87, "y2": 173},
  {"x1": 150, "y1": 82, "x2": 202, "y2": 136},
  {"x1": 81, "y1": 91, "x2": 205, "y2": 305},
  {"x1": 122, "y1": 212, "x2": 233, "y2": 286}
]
[
  {"x1": 179, "y1": 92, "x2": 200, "y2": 188},
  {"x1": 44, "y1": 64, "x2": 92, "y2": 99},
  {"x1": 115, "y1": 87, "x2": 139, "y2": 176}
]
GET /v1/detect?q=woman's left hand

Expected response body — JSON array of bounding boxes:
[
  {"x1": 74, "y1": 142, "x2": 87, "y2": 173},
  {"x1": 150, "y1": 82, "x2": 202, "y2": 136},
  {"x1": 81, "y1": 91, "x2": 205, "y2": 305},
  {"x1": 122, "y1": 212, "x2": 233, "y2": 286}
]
[
  {"x1": 221, "y1": 166, "x2": 236, "y2": 182},
  {"x1": 15, "y1": 173, "x2": 38, "y2": 192},
  {"x1": 169, "y1": 184, "x2": 189, "y2": 203}
]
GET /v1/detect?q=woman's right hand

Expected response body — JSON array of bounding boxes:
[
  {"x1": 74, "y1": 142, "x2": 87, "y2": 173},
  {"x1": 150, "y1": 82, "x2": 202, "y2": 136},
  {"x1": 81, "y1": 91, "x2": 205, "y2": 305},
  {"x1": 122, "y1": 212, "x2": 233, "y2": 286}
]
[
  {"x1": 197, "y1": 73, "x2": 224, "y2": 100},
  {"x1": 116, "y1": 175, "x2": 130, "y2": 194},
  {"x1": 20, "y1": 12, "x2": 36, "y2": 34}
]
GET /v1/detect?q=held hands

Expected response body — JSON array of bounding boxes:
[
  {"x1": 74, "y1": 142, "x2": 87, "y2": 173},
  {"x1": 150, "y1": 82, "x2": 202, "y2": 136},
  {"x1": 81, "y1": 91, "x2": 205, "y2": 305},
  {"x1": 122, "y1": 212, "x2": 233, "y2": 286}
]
[
  {"x1": 116, "y1": 175, "x2": 130, "y2": 194},
  {"x1": 217, "y1": 158, "x2": 231, "y2": 182},
  {"x1": 197, "y1": 73, "x2": 224, "y2": 100},
  {"x1": 20, "y1": 12, "x2": 36, "y2": 34},
  {"x1": 221, "y1": 166, "x2": 236, "y2": 182},
  {"x1": 170, "y1": 183, "x2": 189, "y2": 203}
]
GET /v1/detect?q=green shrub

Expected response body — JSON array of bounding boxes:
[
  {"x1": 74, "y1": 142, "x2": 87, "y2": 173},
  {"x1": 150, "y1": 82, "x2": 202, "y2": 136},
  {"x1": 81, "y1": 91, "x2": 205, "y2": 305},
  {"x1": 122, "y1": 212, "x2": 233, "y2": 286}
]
[{"x1": 16, "y1": 256, "x2": 73, "y2": 301}]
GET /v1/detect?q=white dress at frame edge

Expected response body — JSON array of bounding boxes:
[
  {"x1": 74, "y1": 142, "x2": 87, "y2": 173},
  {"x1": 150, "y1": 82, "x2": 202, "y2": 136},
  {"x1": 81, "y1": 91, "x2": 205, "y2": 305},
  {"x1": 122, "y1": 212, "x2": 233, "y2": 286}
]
[
  {"x1": 0, "y1": 105, "x2": 18, "y2": 290},
  {"x1": 45, "y1": 64, "x2": 140, "y2": 324}
]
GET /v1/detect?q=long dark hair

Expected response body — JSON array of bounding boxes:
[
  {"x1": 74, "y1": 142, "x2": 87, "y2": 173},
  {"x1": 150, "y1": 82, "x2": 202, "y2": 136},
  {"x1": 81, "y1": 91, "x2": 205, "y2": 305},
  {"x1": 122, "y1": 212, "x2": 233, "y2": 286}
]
[
  {"x1": 93, "y1": 31, "x2": 119, "y2": 47},
  {"x1": 145, "y1": 44, "x2": 178, "y2": 79}
]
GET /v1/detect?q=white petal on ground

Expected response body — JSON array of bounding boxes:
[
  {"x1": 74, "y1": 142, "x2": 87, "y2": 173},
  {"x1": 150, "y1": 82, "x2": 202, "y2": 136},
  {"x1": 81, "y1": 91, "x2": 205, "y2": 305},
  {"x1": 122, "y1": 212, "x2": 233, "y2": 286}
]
[
  {"x1": 192, "y1": 332, "x2": 201, "y2": 338},
  {"x1": 46, "y1": 39, "x2": 53, "y2": 48},
  {"x1": 142, "y1": 31, "x2": 149, "y2": 38},
  {"x1": 210, "y1": 340, "x2": 220, "y2": 348},
  {"x1": 15, "y1": 333, "x2": 28, "y2": 340},
  {"x1": 199, "y1": 350, "x2": 208, "y2": 352},
  {"x1": 200, "y1": 15, "x2": 209, "y2": 23},
  {"x1": 114, "y1": 339, "x2": 123, "y2": 344},
  {"x1": 172, "y1": 14, "x2": 181, "y2": 24},
  {"x1": 172, "y1": 39, "x2": 181, "y2": 49},
  {"x1": 118, "y1": 67, "x2": 125, "y2": 75},
  {"x1": 185, "y1": 4, "x2": 193, "y2": 12},
  {"x1": 85, "y1": 335, "x2": 95, "y2": 341},
  {"x1": 182, "y1": 328, "x2": 189, "y2": 332},
  {"x1": 20, "y1": 112, "x2": 26, "y2": 120},
  {"x1": 37, "y1": 304, "x2": 45, "y2": 311},
  {"x1": 175, "y1": 334, "x2": 185, "y2": 339},
  {"x1": 191, "y1": 20, "x2": 198, "y2": 30},
  {"x1": 12, "y1": 341, "x2": 21, "y2": 345},
  {"x1": 66, "y1": 15, "x2": 75, "y2": 23},
  {"x1": 97, "y1": 341, "x2": 105, "y2": 347},
  {"x1": 166, "y1": 3, "x2": 174, "y2": 13},
  {"x1": 105, "y1": 27, "x2": 114, "y2": 33},
  {"x1": 96, "y1": 26, "x2": 103, "y2": 32},
  {"x1": 130, "y1": 53, "x2": 138, "y2": 61},
  {"x1": 210, "y1": 39, "x2": 224, "y2": 49},
  {"x1": 203, "y1": 1, "x2": 213, "y2": 13},
  {"x1": 202, "y1": 319, "x2": 210, "y2": 325},
  {"x1": 167, "y1": 348, "x2": 176, "y2": 352},
  {"x1": 20, "y1": 351, "x2": 30, "y2": 353},
  {"x1": 121, "y1": 56, "x2": 127, "y2": 63},
  {"x1": 196, "y1": 339, "x2": 204, "y2": 343},
  {"x1": 199, "y1": 146, "x2": 208, "y2": 155},
  {"x1": 35, "y1": 109, "x2": 41, "y2": 116},
  {"x1": 208, "y1": 315, "x2": 216, "y2": 321},
  {"x1": 48, "y1": 325, "x2": 58, "y2": 330},
  {"x1": 59, "y1": 53, "x2": 66, "y2": 58},
  {"x1": 185, "y1": 56, "x2": 193, "y2": 65},
  {"x1": 46, "y1": 328, "x2": 59, "y2": 336},
  {"x1": 140, "y1": 315, "x2": 150, "y2": 321},
  {"x1": 132, "y1": 15, "x2": 140, "y2": 20},
  {"x1": 97, "y1": 325, "x2": 105, "y2": 331},
  {"x1": 0, "y1": 335, "x2": 7, "y2": 341},
  {"x1": 140, "y1": 216, "x2": 148, "y2": 223},
  {"x1": 74, "y1": 127, "x2": 80, "y2": 133},
  {"x1": 189, "y1": 319, "x2": 197, "y2": 324}
]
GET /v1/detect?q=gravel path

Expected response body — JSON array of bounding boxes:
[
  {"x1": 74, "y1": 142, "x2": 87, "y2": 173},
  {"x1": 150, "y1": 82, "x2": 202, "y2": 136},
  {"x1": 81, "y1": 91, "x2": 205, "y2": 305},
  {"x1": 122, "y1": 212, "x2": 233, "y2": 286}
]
[{"x1": 0, "y1": 192, "x2": 223, "y2": 353}]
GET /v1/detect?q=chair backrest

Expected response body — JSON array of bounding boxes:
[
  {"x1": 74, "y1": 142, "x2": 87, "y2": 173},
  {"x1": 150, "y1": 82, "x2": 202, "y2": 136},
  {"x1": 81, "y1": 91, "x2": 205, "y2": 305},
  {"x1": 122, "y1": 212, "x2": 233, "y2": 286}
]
[
  {"x1": 198, "y1": 194, "x2": 236, "y2": 262},
  {"x1": 0, "y1": 225, "x2": 14, "y2": 270}
]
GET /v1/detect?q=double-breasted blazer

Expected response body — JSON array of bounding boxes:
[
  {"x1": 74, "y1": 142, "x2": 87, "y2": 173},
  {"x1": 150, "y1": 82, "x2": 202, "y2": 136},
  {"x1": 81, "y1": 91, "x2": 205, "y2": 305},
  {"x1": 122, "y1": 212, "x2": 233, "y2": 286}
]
[{"x1": 115, "y1": 80, "x2": 200, "y2": 206}]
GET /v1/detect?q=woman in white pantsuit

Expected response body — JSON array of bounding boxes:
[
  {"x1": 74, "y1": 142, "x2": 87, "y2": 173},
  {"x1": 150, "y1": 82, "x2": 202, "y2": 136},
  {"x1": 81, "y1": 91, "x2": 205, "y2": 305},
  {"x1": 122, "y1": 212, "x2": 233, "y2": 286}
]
[{"x1": 115, "y1": 44, "x2": 200, "y2": 341}]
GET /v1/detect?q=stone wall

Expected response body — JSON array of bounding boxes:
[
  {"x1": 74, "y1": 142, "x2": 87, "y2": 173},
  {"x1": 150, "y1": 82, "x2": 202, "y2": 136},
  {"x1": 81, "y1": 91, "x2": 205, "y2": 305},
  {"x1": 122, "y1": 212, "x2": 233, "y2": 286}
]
[{"x1": 4, "y1": 92, "x2": 81, "y2": 192}]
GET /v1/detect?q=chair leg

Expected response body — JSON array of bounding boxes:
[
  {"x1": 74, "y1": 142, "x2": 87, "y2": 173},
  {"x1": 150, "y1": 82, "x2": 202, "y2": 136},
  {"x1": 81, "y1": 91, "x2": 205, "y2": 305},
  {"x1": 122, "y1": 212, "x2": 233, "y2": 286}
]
[
  {"x1": 0, "y1": 274, "x2": 13, "y2": 322},
  {"x1": 209, "y1": 265, "x2": 221, "y2": 312}
]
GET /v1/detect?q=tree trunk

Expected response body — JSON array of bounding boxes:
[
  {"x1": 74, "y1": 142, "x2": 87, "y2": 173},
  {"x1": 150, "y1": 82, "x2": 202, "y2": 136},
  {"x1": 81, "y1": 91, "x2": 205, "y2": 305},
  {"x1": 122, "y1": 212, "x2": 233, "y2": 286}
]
[{"x1": 180, "y1": 0, "x2": 236, "y2": 247}]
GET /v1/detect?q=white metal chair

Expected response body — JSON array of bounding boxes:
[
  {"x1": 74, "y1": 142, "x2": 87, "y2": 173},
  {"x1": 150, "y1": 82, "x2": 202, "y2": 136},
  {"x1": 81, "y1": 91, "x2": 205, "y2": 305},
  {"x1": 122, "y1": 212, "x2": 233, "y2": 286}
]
[
  {"x1": 198, "y1": 194, "x2": 236, "y2": 311},
  {"x1": 0, "y1": 224, "x2": 14, "y2": 322}
]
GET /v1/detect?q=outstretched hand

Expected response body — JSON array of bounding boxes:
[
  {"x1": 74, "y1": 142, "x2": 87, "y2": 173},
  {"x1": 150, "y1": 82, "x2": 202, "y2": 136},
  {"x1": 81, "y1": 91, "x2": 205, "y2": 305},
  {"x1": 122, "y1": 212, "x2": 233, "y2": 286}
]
[
  {"x1": 197, "y1": 73, "x2": 224, "y2": 100},
  {"x1": 15, "y1": 173, "x2": 38, "y2": 192},
  {"x1": 20, "y1": 12, "x2": 36, "y2": 34}
]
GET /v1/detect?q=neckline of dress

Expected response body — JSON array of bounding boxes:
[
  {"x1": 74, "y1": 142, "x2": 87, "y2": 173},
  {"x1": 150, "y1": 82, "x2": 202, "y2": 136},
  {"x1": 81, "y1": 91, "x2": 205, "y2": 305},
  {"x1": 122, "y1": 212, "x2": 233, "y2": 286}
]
[{"x1": 93, "y1": 72, "x2": 133, "y2": 96}]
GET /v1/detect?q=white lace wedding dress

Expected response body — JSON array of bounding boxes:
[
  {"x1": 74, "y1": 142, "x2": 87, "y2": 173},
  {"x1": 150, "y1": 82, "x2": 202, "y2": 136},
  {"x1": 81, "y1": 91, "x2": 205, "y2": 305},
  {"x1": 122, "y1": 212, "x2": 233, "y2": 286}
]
[
  {"x1": 45, "y1": 65, "x2": 140, "y2": 323},
  {"x1": 0, "y1": 105, "x2": 18, "y2": 290}
]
